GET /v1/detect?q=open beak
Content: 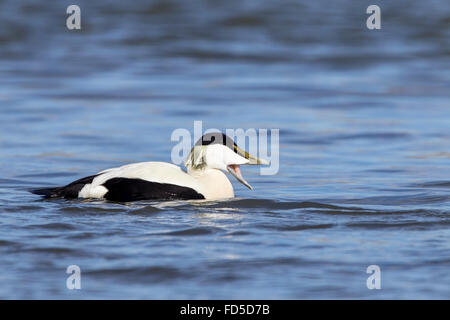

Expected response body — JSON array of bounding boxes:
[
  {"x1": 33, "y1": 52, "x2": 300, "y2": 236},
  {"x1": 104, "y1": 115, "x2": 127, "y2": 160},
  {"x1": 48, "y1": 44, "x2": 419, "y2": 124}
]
[
  {"x1": 227, "y1": 164, "x2": 253, "y2": 190},
  {"x1": 227, "y1": 147, "x2": 270, "y2": 190}
]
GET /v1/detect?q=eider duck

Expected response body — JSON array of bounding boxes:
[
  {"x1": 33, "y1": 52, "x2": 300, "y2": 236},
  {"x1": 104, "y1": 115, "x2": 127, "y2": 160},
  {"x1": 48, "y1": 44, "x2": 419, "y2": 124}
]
[{"x1": 31, "y1": 133, "x2": 269, "y2": 202}]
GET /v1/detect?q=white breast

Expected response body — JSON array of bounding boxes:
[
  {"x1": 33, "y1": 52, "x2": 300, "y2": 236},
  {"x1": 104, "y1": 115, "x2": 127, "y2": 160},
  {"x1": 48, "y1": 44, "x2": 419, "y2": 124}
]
[{"x1": 189, "y1": 168, "x2": 234, "y2": 200}]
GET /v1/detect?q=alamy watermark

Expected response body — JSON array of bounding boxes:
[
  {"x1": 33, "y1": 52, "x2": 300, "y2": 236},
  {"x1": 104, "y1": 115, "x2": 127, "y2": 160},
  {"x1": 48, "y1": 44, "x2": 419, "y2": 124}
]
[
  {"x1": 366, "y1": 265, "x2": 381, "y2": 290},
  {"x1": 66, "y1": 5, "x2": 81, "y2": 30},
  {"x1": 366, "y1": 5, "x2": 381, "y2": 30},
  {"x1": 66, "y1": 265, "x2": 81, "y2": 290},
  {"x1": 171, "y1": 121, "x2": 279, "y2": 175},
  {"x1": 66, "y1": 5, "x2": 381, "y2": 31}
]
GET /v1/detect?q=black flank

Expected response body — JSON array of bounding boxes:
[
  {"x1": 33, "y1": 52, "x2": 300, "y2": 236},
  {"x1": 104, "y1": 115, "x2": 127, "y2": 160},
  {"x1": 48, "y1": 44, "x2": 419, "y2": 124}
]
[{"x1": 102, "y1": 177, "x2": 205, "y2": 202}]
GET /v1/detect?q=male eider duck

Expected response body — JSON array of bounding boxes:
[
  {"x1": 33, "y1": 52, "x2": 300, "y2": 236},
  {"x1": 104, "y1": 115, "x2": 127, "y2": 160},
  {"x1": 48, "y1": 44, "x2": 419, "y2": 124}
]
[{"x1": 31, "y1": 133, "x2": 269, "y2": 202}]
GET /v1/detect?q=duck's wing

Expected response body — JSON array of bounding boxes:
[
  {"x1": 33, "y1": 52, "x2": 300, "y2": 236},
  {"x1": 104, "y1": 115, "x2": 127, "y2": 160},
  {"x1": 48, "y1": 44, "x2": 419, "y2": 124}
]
[
  {"x1": 86, "y1": 162, "x2": 204, "y2": 201},
  {"x1": 68, "y1": 162, "x2": 202, "y2": 201},
  {"x1": 101, "y1": 177, "x2": 204, "y2": 202}
]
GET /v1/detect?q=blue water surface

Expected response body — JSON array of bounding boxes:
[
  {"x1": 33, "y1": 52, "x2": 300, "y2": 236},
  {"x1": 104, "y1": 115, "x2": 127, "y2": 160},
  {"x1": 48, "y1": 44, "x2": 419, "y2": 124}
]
[{"x1": 0, "y1": 0, "x2": 449, "y2": 299}]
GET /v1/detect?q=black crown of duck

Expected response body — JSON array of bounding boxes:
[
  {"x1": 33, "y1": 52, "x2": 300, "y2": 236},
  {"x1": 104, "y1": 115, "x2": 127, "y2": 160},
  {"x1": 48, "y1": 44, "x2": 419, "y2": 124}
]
[{"x1": 32, "y1": 133, "x2": 269, "y2": 202}]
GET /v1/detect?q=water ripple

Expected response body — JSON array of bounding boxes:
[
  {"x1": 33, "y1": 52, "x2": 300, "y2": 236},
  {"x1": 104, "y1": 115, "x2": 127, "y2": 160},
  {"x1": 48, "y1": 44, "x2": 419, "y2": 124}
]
[{"x1": 151, "y1": 226, "x2": 224, "y2": 236}]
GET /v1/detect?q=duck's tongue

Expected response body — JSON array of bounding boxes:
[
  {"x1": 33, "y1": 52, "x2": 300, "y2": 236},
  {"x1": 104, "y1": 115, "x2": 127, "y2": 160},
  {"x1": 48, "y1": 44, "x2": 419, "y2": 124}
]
[{"x1": 227, "y1": 164, "x2": 253, "y2": 190}]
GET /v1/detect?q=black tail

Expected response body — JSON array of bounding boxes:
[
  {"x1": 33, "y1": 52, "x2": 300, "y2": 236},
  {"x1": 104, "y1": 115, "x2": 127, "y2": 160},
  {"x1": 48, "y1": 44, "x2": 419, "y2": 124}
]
[
  {"x1": 30, "y1": 174, "x2": 99, "y2": 199},
  {"x1": 31, "y1": 187, "x2": 62, "y2": 198}
]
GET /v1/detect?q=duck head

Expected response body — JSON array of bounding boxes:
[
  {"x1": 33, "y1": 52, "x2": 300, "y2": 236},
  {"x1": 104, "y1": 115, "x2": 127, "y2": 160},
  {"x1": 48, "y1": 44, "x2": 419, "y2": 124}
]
[{"x1": 185, "y1": 132, "x2": 269, "y2": 190}]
